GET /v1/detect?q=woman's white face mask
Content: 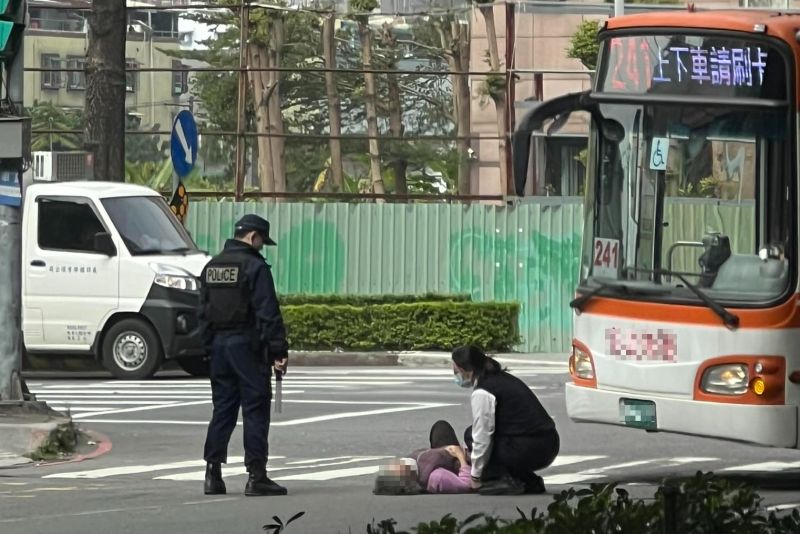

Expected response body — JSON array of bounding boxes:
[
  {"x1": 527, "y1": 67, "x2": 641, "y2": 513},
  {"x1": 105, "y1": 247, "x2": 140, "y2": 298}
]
[{"x1": 453, "y1": 366, "x2": 473, "y2": 388}]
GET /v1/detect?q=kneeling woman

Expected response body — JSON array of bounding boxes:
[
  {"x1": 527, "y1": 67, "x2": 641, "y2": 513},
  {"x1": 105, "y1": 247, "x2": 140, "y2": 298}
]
[{"x1": 452, "y1": 345, "x2": 559, "y2": 495}]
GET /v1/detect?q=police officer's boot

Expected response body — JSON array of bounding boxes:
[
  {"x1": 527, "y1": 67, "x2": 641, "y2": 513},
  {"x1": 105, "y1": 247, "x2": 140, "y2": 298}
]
[
  {"x1": 204, "y1": 463, "x2": 226, "y2": 495},
  {"x1": 244, "y1": 464, "x2": 288, "y2": 496}
]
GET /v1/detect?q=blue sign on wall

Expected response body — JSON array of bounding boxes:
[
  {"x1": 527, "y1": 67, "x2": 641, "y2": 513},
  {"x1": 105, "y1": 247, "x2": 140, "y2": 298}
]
[
  {"x1": 0, "y1": 170, "x2": 20, "y2": 207},
  {"x1": 170, "y1": 110, "x2": 198, "y2": 178}
]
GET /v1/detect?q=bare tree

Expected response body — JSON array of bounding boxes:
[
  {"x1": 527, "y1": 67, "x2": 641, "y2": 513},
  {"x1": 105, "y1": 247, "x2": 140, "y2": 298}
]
[
  {"x1": 474, "y1": 0, "x2": 508, "y2": 192},
  {"x1": 379, "y1": 23, "x2": 407, "y2": 195},
  {"x1": 434, "y1": 16, "x2": 471, "y2": 195},
  {"x1": 350, "y1": 0, "x2": 385, "y2": 196},
  {"x1": 322, "y1": 12, "x2": 344, "y2": 191},
  {"x1": 248, "y1": 9, "x2": 286, "y2": 194},
  {"x1": 84, "y1": 0, "x2": 126, "y2": 182}
]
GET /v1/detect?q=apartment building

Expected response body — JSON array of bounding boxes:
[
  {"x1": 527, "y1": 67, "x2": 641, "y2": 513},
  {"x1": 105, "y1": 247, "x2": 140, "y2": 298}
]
[{"x1": 25, "y1": 0, "x2": 189, "y2": 131}]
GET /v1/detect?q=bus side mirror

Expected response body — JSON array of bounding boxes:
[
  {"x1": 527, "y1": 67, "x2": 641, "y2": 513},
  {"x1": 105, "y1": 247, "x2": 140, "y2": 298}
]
[
  {"x1": 512, "y1": 90, "x2": 593, "y2": 196},
  {"x1": 94, "y1": 232, "x2": 117, "y2": 257}
]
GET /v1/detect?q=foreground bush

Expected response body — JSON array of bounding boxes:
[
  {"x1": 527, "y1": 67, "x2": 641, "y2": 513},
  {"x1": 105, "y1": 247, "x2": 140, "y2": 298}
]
[
  {"x1": 284, "y1": 301, "x2": 520, "y2": 352},
  {"x1": 280, "y1": 294, "x2": 471, "y2": 306},
  {"x1": 364, "y1": 472, "x2": 800, "y2": 534}
]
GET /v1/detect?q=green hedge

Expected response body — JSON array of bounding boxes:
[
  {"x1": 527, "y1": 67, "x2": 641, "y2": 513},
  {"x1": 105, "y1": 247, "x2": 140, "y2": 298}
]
[
  {"x1": 280, "y1": 293, "x2": 471, "y2": 306},
  {"x1": 283, "y1": 301, "x2": 520, "y2": 352}
]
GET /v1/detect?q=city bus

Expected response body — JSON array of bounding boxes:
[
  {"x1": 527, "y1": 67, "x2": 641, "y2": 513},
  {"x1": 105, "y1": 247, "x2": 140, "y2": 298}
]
[{"x1": 513, "y1": 9, "x2": 800, "y2": 448}]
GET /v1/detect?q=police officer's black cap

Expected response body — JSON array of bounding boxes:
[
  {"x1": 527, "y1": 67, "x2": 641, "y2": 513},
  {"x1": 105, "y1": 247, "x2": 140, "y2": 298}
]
[{"x1": 235, "y1": 214, "x2": 277, "y2": 246}]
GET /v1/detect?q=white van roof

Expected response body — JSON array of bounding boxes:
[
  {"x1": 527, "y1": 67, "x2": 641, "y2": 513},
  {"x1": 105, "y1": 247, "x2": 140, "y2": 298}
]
[{"x1": 26, "y1": 181, "x2": 163, "y2": 200}]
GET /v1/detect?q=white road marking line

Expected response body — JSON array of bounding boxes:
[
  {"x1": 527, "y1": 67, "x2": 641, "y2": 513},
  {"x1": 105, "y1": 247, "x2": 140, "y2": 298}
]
[
  {"x1": 71, "y1": 400, "x2": 213, "y2": 420},
  {"x1": 45, "y1": 459, "x2": 242, "y2": 479},
  {"x1": 183, "y1": 497, "x2": 238, "y2": 505},
  {"x1": 274, "y1": 465, "x2": 380, "y2": 481},
  {"x1": 34, "y1": 400, "x2": 176, "y2": 405},
  {"x1": 156, "y1": 456, "x2": 392, "y2": 481},
  {"x1": 272, "y1": 403, "x2": 456, "y2": 426},
  {"x1": 767, "y1": 503, "x2": 800, "y2": 512},
  {"x1": 47, "y1": 407, "x2": 117, "y2": 412},
  {"x1": 722, "y1": 461, "x2": 800, "y2": 472},
  {"x1": 544, "y1": 473, "x2": 604, "y2": 485},
  {"x1": 72, "y1": 419, "x2": 213, "y2": 425},
  {"x1": 579, "y1": 459, "x2": 658, "y2": 475},
  {"x1": 547, "y1": 455, "x2": 607, "y2": 468},
  {"x1": 666, "y1": 457, "x2": 718, "y2": 465}
]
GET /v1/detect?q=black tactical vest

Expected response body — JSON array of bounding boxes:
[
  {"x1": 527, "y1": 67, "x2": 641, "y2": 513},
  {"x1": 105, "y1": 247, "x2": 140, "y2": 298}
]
[{"x1": 202, "y1": 251, "x2": 252, "y2": 330}]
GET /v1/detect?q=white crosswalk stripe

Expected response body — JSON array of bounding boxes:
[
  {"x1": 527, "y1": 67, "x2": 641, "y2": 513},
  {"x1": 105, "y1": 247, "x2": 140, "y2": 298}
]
[
  {"x1": 30, "y1": 367, "x2": 563, "y2": 420},
  {"x1": 41, "y1": 454, "x2": 725, "y2": 486}
]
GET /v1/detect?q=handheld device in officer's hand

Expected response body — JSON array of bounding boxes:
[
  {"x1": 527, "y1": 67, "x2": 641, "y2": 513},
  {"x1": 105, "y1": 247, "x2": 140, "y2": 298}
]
[{"x1": 274, "y1": 369, "x2": 283, "y2": 414}]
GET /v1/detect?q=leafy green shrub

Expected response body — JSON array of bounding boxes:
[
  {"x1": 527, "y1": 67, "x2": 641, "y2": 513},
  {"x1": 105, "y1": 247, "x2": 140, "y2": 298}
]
[
  {"x1": 365, "y1": 472, "x2": 800, "y2": 534},
  {"x1": 280, "y1": 293, "x2": 471, "y2": 306},
  {"x1": 284, "y1": 301, "x2": 520, "y2": 352}
]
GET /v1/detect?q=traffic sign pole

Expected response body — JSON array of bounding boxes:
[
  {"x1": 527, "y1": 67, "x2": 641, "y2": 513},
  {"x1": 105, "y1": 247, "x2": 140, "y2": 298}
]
[{"x1": 0, "y1": 0, "x2": 27, "y2": 402}]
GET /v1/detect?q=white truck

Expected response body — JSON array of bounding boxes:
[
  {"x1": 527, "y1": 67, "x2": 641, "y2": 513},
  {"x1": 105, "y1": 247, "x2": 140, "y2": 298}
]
[{"x1": 21, "y1": 181, "x2": 211, "y2": 379}]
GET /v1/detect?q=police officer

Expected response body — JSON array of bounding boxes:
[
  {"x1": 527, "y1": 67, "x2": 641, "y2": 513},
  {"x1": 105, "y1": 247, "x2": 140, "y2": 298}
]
[{"x1": 199, "y1": 214, "x2": 289, "y2": 497}]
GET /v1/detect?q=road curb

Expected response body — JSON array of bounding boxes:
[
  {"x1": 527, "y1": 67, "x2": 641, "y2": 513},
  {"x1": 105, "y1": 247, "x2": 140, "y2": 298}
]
[{"x1": 40, "y1": 429, "x2": 113, "y2": 467}]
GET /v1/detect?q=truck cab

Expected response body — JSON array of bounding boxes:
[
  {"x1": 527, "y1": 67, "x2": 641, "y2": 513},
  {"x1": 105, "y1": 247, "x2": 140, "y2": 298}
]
[{"x1": 21, "y1": 181, "x2": 210, "y2": 379}]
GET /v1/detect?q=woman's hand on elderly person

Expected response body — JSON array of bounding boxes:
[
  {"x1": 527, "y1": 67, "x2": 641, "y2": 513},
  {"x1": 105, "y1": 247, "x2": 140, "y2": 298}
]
[{"x1": 444, "y1": 445, "x2": 468, "y2": 466}]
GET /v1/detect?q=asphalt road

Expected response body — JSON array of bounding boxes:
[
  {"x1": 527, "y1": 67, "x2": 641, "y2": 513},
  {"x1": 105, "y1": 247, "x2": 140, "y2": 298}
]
[{"x1": 3, "y1": 362, "x2": 800, "y2": 534}]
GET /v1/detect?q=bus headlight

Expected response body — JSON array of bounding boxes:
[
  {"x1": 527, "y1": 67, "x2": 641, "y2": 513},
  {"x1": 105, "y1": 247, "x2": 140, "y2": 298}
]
[
  {"x1": 701, "y1": 364, "x2": 748, "y2": 395},
  {"x1": 572, "y1": 346, "x2": 595, "y2": 380}
]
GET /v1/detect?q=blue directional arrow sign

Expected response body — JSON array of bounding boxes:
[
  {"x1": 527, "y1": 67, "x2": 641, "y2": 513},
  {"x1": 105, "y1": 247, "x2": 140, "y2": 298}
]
[{"x1": 170, "y1": 110, "x2": 198, "y2": 178}]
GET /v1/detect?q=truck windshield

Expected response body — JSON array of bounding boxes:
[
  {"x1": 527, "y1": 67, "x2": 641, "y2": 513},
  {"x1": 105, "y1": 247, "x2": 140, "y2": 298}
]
[
  {"x1": 101, "y1": 196, "x2": 198, "y2": 256},
  {"x1": 579, "y1": 33, "x2": 794, "y2": 306}
]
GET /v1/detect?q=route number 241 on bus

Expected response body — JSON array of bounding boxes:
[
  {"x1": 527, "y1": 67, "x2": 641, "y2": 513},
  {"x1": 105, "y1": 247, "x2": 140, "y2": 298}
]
[{"x1": 594, "y1": 238, "x2": 620, "y2": 279}]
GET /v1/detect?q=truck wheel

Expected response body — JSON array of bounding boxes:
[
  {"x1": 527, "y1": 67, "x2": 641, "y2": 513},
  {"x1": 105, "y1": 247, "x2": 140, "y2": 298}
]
[
  {"x1": 102, "y1": 318, "x2": 163, "y2": 380},
  {"x1": 177, "y1": 357, "x2": 210, "y2": 378}
]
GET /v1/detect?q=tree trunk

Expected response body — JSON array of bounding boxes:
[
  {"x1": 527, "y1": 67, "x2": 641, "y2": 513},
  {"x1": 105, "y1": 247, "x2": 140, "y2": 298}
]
[
  {"x1": 323, "y1": 14, "x2": 344, "y2": 191},
  {"x1": 247, "y1": 44, "x2": 275, "y2": 193},
  {"x1": 268, "y1": 18, "x2": 286, "y2": 194},
  {"x1": 357, "y1": 19, "x2": 385, "y2": 197},
  {"x1": 247, "y1": 17, "x2": 285, "y2": 197},
  {"x1": 478, "y1": 5, "x2": 509, "y2": 194},
  {"x1": 85, "y1": 0, "x2": 126, "y2": 182},
  {"x1": 387, "y1": 70, "x2": 406, "y2": 195},
  {"x1": 437, "y1": 19, "x2": 472, "y2": 195}
]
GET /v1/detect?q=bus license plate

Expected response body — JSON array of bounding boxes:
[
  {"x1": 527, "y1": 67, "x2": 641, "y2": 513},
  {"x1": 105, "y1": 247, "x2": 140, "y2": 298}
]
[{"x1": 620, "y1": 399, "x2": 657, "y2": 430}]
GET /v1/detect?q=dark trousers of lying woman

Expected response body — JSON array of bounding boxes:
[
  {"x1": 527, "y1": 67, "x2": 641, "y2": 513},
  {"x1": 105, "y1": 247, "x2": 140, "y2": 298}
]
[{"x1": 464, "y1": 425, "x2": 560, "y2": 486}]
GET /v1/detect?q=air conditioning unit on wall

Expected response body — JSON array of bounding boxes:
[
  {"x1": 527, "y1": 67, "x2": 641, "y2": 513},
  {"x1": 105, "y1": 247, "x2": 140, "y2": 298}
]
[{"x1": 32, "y1": 151, "x2": 93, "y2": 182}]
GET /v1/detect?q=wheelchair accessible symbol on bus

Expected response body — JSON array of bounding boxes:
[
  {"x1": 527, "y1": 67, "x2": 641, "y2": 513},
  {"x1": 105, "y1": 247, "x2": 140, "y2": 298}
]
[{"x1": 649, "y1": 137, "x2": 669, "y2": 171}]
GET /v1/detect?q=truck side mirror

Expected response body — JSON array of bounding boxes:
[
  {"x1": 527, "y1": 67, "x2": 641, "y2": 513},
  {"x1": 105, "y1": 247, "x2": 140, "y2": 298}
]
[{"x1": 94, "y1": 232, "x2": 117, "y2": 257}]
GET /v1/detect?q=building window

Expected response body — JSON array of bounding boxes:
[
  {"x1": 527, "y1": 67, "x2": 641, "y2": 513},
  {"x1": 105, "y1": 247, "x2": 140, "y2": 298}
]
[
  {"x1": 41, "y1": 54, "x2": 61, "y2": 90},
  {"x1": 67, "y1": 56, "x2": 86, "y2": 91},
  {"x1": 172, "y1": 60, "x2": 188, "y2": 96},
  {"x1": 125, "y1": 58, "x2": 138, "y2": 93}
]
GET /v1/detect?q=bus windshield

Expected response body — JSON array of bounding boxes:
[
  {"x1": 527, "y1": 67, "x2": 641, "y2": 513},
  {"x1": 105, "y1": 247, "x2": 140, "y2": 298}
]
[{"x1": 579, "y1": 34, "x2": 794, "y2": 306}]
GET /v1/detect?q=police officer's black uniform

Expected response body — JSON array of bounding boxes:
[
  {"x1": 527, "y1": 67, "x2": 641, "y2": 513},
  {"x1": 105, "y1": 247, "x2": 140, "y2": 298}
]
[{"x1": 199, "y1": 214, "x2": 289, "y2": 496}]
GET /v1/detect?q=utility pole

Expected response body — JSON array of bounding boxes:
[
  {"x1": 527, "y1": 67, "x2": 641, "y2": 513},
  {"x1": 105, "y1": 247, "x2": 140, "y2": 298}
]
[
  {"x1": 84, "y1": 0, "x2": 126, "y2": 181},
  {"x1": 0, "y1": 0, "x2": 29, "y2": 401}
]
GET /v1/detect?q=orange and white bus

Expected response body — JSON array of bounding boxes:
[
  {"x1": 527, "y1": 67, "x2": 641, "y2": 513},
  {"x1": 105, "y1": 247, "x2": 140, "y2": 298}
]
[{"x1": 514, "y1": 9, "x2": 800, "y2": 448}]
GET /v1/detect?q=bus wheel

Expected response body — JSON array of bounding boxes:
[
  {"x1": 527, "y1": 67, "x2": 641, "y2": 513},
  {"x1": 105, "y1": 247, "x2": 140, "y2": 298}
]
[
  {"x1": 177, "y1": 357, "x2": 209, "y2": 378},
  {"x1": 102, "y1": 318, "x2": 163, "y2": 380}
]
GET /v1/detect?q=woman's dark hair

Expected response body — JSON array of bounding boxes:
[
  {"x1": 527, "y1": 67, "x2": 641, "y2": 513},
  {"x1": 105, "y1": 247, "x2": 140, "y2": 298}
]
[{"x1": 451, "y1": 345, "x2": 501, "y2": 379}]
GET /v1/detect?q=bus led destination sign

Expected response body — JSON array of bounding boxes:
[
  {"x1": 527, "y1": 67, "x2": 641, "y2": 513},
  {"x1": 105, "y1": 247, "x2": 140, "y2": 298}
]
[{"x1": 600, "y1": 35, "x2": 783, "y2": 99}]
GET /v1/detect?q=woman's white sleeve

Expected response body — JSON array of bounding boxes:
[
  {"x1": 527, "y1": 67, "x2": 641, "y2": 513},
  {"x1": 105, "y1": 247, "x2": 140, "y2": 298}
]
[{"x1": 469, "y1": 389, "x2": 496, "y2": 479}]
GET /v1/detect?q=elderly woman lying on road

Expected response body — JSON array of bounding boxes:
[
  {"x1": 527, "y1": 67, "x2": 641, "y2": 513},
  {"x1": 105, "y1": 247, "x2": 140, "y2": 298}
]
[{"x1": 373, "y1": 420, "x2": 473, "y2": 495}]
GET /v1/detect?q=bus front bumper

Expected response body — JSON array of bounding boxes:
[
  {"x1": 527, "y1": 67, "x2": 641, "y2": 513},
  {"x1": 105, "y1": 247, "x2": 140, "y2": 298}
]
[{"x1": 565, "y1": 382, "x2": 798, "y2": 448}]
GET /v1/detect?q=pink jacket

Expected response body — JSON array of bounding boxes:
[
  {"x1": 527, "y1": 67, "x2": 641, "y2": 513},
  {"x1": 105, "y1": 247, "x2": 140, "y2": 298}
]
[{"x1": 426, "y1": 464, "x2": 472, "y2": 493}]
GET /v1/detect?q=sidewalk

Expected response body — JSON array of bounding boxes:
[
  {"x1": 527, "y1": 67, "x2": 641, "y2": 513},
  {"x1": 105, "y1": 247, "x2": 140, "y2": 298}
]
[{"x1": 0, "y1": 401, "x2": 74, "y2": 469}]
